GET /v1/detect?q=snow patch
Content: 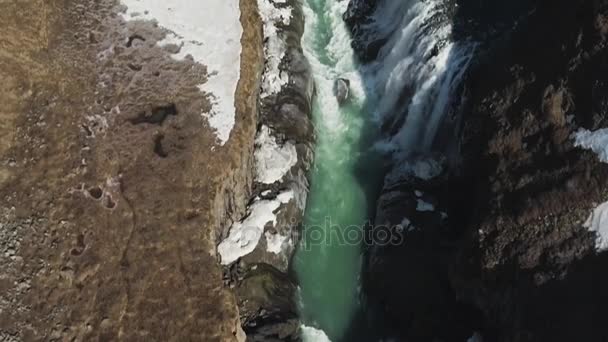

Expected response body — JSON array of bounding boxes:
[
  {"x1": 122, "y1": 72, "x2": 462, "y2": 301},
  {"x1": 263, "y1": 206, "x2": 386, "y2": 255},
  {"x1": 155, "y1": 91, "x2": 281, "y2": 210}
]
[
  {"x1": 416, "y1": 199, "x2": 435, "y2": 212},
  {"x1": 573, "y1": 128, "x2": 608, "y2": 251},
  {"x1": 255, "y1": 125, "x2": 298, "y2": 184},
  {"x1": 584, "y1": 201, "x2": 608, "y2": 251},
  {"x1": 301, "y1": 325, "x2": 332, "y2": 342},
  {"x1": 573, "y1": 128, "x2": 608, "y2": 162},
  {"x1": 120, "y1": 0, "x2": 242, "y2": 145},
  {"x1": 467, "y1": 332, "x2": 483, "y2": 342},
  {"x1": 399, "y1": 217, "x2": 416, "y2": 232},
  {"x1": 265, "y1": 231, "x2": 289, "y2": 254},
  {"x1": 258, "y1": 0, "x2": 292, "y2": 97},
  {"x1": 218, "y1": 190, "x2": 293, "y2": 265}
]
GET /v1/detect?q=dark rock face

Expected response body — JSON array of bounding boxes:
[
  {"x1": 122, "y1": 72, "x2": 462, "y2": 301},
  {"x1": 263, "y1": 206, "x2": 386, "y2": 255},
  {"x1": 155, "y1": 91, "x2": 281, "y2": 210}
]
[
  {"x1": 236, "y1": 264, "x2": 301, "y2": 342},
  {"x1": 343, "y1": 0, "x2": 384, "y2": 62},
  {"x1": 228, "y1": 0, "x2": 314, "y2": 339},
  {"x1": 348, "y1": 0, "x2": 608, "y2": 340},
  {"x1": 369, "y1": 157, "x2": 478, "y2": 341},
  {"x1": 453, "y1": 0, "x2": 608, "y2": 340}
]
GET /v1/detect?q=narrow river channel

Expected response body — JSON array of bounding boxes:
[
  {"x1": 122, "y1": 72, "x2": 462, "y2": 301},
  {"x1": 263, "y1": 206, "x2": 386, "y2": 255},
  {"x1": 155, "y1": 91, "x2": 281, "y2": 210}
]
[
  {"x1": 293, "y1": 0, "x2": 383, "y2": 340},
  {"x1": 293, "y1": 0, "x2": 475, "y2": 340}
]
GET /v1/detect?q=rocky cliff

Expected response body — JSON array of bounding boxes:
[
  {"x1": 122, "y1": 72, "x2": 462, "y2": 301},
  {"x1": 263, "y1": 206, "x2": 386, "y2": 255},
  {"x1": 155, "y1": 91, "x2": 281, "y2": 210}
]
[
  {"x1": 221, "y1": 0, "x2": 314, "y2": 341},
  {"x1": 454, "y1": 0, "x2": 608, "y2": 340},
  {"x1": 0, "y1": 0, "x2": 312, "y2": 341},
  {"x1": 346, "y1": 0, "x2": 608, "y2": 340}
]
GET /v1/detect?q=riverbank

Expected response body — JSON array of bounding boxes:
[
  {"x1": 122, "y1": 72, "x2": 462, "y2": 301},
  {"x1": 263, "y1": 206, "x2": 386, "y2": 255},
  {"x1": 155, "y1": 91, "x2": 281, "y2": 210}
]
[
  {"x1": 220, "y1": 0, "x2": 316, "y2": 340},
  {"x1": 344, "y1": 0, "x2": 608, "y2": 340},
  {"x1": 292, "y1": 0, "x2": 381, "y2": 340}
]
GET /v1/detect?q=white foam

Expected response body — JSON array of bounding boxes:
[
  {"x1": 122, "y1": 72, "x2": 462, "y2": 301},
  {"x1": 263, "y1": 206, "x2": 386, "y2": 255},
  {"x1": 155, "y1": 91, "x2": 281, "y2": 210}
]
[
  {"x1": 300, "y1": 0, "x2": 367, "y2": 136},
  {"x1": 364, "y1": 0, "x2": 475, "y2": 158},
  {"x1": 218, "y1": 190, "x2": 293, "y2": 265},
  {"x1": 301, "y1": 325, "x2": 332, "y2": 342},
  {"x1": 120, "y1": 0, "x2": 242, "y2": 145},
  {"x1": 573, "y1": 128, "x2": 608, "y2": 162},
  {"x1": 255, "y1": 125, "x2": 298, "y2": 184}
]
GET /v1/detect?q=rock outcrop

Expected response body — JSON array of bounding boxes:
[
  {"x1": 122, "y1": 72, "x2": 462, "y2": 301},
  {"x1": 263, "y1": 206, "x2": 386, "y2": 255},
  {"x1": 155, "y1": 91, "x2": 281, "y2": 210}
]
[
  {"x1": 452, "y1": 0, "x2": 608, "y2": 340},
  {"x1": 343, "y1": 0, "x2": 383, "y2": 62},
  {"x1": 333, "y1": 78, "x2": 351, "y2": 106},
  {"x1": 346, "y1": 0, "x2": 608, "y2": 340},
  {"x1": 218, "y1": 0, "x2": 314, "y2": 340}
]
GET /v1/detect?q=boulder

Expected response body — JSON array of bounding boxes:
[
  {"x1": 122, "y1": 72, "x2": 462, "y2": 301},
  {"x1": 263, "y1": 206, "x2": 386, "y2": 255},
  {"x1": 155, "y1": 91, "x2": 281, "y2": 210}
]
[{"x1": 333, "y1": 78, "x2": 351, "y2": 106}]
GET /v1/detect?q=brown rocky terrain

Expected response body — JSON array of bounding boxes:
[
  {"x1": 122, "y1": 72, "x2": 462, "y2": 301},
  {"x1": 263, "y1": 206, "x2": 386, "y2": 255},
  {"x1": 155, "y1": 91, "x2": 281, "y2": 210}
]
[{"x1": 0, "y1": 0, "x2": 263, "y2": 340}]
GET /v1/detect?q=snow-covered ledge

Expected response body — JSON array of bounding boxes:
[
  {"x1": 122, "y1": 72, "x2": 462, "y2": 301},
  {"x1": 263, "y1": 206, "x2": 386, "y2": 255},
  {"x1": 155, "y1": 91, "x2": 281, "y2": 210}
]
[
  {"x1": 255, "y1": 125, "x2": 298, "y2": 184},
  {"x1": 120, "y1": 0, "x2": 242, "y2": 145},
  {"x1": 218, "y1": 124, "x2": 298, "y2": 265},
  {"x1": 218, "y1": 190, "x2": 294, "y2": 265},
  {"x1": 258, "y1": 0, "x2": 292, "y2": 98},
  {"x1": 217, "y1": 0, "x2": 304, "y2": 267},
  {"x1": 573, "y1": 128, "x2": 608, "y2": 251}
]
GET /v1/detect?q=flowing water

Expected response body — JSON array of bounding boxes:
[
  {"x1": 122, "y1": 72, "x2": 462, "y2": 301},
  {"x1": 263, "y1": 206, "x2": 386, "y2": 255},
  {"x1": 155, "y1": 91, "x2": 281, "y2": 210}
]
[
  {"x1": 293, "y1": 0, "x2": 475, "y2": 340},
  {"x1": 293, "y1": 0, "x2": 378, "y2": 339}
]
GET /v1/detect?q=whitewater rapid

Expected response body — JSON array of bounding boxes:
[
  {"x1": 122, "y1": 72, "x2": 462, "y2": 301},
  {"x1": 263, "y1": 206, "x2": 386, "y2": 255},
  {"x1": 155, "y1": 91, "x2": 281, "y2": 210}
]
[
  {"x1": 296, "y1": 0, "x2": 369, "y2": 339},
  {"x1": 369, "y1": 0, "x2": 475, "y2": 158},
  {"x1": 296, "y1": 0, "x2": 475, "y2": 340}
]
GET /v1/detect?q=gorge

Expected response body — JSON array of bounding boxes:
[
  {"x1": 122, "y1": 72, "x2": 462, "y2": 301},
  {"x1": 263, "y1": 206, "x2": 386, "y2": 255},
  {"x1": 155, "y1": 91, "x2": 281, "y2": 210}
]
[
  {"x1": 2, "y1": 0, "x2": 608, "y2": 341},
  {"x1": 297, "y1": 0, "x2": 608, "y2": 340}
]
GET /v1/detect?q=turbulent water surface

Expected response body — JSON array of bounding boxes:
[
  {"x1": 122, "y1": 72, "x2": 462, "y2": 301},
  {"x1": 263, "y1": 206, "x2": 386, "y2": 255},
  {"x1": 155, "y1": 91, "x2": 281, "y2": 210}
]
[
  {"x1": 294, "y1": 0, "x2": 377, "y2": 340},
  {"x1": 294, "y1": 0, "x2": 474, "y2": 340}
]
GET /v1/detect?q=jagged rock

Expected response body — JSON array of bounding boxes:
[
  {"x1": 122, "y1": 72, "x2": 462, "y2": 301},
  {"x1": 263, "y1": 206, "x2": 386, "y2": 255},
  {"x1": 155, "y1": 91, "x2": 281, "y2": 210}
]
[
  {"x1": 451, "y1": 1, "x2": 608, "y2": 340},
  {"x1": 349, "y1": 0, "x2": 608, "y2": 340},
  {"x1": 236, "y1": 264, "x2": 300, "y2": 342},
  {"x1": 367, "y1": 156, "x2": 477, "y2": 341},
  {"x1": 343, "y1": 0, "x2": 385, "y2": 62},
  {"x1": 227, "y1": 0, "x2": 315, "y2": 338},
  {"x1": 333, "y1": 78, "x2": 350, "y2": 105}
]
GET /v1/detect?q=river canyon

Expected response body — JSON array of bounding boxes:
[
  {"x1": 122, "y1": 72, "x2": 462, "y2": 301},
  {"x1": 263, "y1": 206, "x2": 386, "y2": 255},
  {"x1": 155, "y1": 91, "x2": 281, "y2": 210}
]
[{"x1": 2, "y1": 0, "x2": 608, "y2": 341}]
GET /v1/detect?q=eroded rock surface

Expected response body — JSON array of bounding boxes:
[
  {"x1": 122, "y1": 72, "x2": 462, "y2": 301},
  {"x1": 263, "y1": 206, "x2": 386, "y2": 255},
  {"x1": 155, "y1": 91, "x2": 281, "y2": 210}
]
[
  {"x1": 0, "y1": 0, "x2": 262, "y2": 340},
  {"x1": 346, "y1": 0, "x2": 608, "y2": 340},
  {"x1": 218, "y1": 0, "x2": 314, "y2": 340},
  {"x1": 453, "y1": 0, "x2": 608, "y2": 340},
  {"x1": 333, "y1": 78, "x2": 351, "y2": 106}
]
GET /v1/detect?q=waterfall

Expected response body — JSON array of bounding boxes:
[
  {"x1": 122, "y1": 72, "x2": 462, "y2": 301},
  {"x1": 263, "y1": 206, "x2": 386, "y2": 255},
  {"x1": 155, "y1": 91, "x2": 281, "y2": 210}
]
[
  {"x1": 364, "y1": 0, "x2": 475, "y2": 159},
  {"x1": 294, "y1": 0, "x2": 475, "y2": 340}
]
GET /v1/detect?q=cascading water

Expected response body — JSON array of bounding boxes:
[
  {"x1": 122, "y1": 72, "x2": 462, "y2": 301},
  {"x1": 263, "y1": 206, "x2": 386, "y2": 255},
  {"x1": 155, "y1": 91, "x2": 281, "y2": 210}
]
[
  {"x1": 293, "y1": 0, "x2": 474, "y2": 340},
  {"x1": 367, "y1": 0, "x2": 475, "y2": 159},
  {"x1": 294, "y1": 0, "x2": 373, "y2": 340}
]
